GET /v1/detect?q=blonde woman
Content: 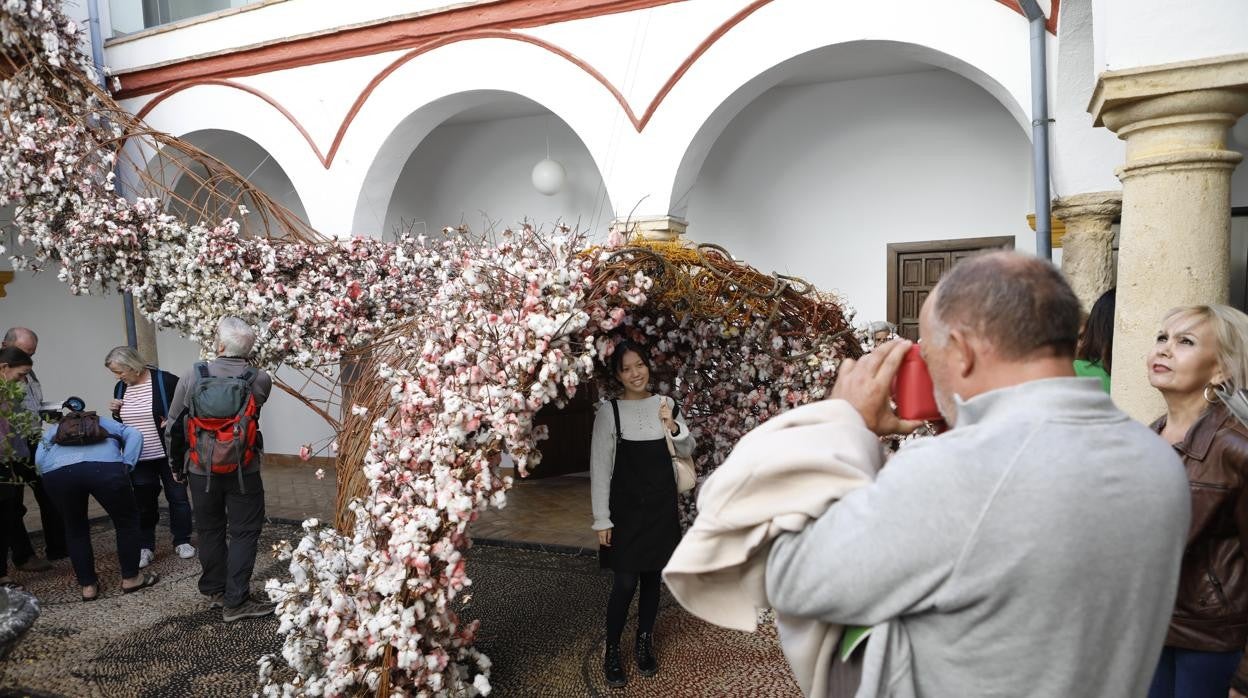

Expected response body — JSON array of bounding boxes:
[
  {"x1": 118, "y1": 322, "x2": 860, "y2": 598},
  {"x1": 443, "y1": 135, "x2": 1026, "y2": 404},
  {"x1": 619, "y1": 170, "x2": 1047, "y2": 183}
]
[
  {"x1": 1147, "y1": 305, "x2": 1248, "y2": 698},
  {"x1": 105, "y1": 347, "x2": 194, "y2": 566}
]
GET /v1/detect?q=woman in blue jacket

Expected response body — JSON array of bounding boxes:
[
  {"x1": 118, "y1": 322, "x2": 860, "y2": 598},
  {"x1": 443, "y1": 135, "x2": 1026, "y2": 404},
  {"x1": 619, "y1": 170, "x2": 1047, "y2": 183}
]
[
  {"x1": 36, "y1": 399, "x2": 160, "y2": 601},
  {"x1": 105, "y1": 346, "x2": 194, "y2": 567}
]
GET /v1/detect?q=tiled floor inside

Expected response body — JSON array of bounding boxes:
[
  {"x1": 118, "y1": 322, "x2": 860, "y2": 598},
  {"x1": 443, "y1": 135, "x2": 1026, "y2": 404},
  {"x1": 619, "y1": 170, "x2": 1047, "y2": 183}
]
[
  {"x1": 473, "y1": 471, "x2": 597, "y2": 550},
  {"x1": 18, "y1": 461, "x2": 595, "y2": 554}
]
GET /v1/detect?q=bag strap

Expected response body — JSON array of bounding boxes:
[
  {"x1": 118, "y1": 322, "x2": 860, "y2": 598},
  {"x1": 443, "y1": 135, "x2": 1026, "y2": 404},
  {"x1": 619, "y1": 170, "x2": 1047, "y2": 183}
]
[
  {"x1": 195, "y1": 362, "x2": 211, "y2": 379},
  {"x1": 660, "y1": 397, "x2": 678, "y2": 456},
  {"x1": 154, "y1": 369, "x2": 170, "y2": 415},
  {"x1": 610, "y1": 399, "x2": 621, "y2": 444},
  {"x1": 113, "y1": 382, "x2": 125, "y2": 400}
]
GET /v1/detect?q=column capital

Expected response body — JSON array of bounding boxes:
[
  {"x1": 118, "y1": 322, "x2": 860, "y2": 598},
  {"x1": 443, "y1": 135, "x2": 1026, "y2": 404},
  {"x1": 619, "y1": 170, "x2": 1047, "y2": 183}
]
[
  {"x1": 1051, "y1": 191, "x2": 1122, "y2": 224},
  {"x1": 1089, "y1": 52, "x2": 1248, "y2": 127},
  {"x1": 608, "y1": 215, "x2": 688, "y2": 243}
]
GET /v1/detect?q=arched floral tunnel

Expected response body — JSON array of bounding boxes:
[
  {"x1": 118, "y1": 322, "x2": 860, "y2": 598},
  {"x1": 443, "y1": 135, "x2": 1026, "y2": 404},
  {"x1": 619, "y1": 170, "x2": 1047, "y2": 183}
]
[{"x1": 2, "y1": 4, "x2": 860, "y2": 695}]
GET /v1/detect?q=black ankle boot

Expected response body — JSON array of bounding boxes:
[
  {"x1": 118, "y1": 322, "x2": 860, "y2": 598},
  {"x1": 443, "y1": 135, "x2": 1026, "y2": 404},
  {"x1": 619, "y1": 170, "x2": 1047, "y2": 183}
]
[
  {"x1": 635, "y1": 632, "x2": 658, "y2": 677},
  {"x1": 603, "y1": 643, "x2": 627, "y2": 688}
]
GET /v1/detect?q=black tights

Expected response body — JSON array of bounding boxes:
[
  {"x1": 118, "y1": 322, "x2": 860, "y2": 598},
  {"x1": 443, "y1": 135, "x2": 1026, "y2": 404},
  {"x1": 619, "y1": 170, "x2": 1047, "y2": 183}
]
[{"x1": 606, "y1": 570, "x2": 661, "y2": 646}]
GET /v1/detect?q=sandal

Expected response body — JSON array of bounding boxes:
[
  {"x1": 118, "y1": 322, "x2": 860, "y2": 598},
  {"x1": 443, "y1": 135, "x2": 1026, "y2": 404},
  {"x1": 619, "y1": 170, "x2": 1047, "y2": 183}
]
[
  {"x1": 81, "y1": 584, "x2": 100, "y2": 602},
  {"x1": 121, "y1": 572, "x2": 160, "y2": 594}
]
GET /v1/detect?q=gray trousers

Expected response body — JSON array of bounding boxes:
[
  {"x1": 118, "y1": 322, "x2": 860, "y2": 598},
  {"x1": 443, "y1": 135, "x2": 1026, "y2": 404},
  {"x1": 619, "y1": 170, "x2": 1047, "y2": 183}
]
[{"x1": 187, "y1": 471, "x2": 264, "y2": 608}]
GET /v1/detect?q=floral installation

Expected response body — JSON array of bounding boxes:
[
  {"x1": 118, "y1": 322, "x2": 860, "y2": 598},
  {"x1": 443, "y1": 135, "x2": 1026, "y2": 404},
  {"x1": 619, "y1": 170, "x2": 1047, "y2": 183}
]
[{"x1": 1, "y1": 3, "x2": 861, "y2": 696}]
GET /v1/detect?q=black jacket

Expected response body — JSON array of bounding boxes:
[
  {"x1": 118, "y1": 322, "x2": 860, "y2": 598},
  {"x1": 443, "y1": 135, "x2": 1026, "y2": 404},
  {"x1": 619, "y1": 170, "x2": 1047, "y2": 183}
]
[{"x1": 112, "y1": 367, "x2": 179, "y2": 457}]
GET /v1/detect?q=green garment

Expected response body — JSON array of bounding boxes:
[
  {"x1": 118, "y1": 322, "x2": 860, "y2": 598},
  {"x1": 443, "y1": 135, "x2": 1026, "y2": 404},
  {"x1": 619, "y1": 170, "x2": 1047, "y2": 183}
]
[{"x1": 1073, "y1": 359, "x2": 1111, "y2": 393}]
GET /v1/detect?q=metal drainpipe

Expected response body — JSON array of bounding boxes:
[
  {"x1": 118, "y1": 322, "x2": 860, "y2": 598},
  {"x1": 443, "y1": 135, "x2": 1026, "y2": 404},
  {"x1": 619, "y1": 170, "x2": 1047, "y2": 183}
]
[
  {"x1": 87, "y1": 0, "x2": 139, "y2": 348},
  {"x1": 1019, "y1": 0, "x2": 1053, "y2": 261}
]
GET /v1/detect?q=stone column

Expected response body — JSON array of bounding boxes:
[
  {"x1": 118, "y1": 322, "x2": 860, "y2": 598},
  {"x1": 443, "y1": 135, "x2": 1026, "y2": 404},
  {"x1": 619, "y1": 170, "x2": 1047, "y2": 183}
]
[
  {"x1": 608, "y1": 215, "x2": 688, "y2": 242},
  {"x1": 119, "y1": 298, "x2": 160, "y2": 365},
  {"x1": 1052, "y1": 191, "x2": 1121, "y2": 312},
  {"x1": 135, "y1": 313, "x2": 160, "y2": 366},
  {"x1": 1090, "y1": 54, "x2": 1248, "y2": 421}
]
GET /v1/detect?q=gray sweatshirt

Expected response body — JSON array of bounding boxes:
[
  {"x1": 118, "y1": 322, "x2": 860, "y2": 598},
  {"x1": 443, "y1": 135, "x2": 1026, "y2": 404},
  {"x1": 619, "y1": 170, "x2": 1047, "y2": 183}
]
[{"x1": 766, "y1": 378, "x2": 1190, "y2": 698}]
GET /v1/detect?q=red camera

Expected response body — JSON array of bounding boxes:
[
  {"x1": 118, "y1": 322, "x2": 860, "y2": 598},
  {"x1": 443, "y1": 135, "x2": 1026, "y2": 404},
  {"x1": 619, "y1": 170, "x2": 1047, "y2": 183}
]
[{"x1": 891, "y1": 344, "x2": 943, "y2": 423}]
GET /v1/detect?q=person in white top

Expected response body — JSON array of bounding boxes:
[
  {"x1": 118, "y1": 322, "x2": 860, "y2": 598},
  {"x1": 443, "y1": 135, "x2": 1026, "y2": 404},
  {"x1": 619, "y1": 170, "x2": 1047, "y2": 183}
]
[
  {"x1": 105, "y1": 346, "x2": 195, "y2": 566},
  {"x1": 589, "y1": 339, "x2": 694, "y2": 688}
]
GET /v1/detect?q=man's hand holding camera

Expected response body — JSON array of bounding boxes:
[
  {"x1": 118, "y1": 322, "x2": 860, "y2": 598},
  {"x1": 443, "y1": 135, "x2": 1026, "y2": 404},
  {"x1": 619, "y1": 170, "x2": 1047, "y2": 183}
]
[{"x1": 832, "y1": 339, "x2": 924, "y2": 437}]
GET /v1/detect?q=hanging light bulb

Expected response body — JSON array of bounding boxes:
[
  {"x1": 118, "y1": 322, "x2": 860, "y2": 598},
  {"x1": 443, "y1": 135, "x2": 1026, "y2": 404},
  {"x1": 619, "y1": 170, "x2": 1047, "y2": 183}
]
[
  {"x1": 531, "y1": 158, "x2": 566, "y2": 196},
  {"x1": 532, "y1": 116, "x2": 565, "y2": 196}
]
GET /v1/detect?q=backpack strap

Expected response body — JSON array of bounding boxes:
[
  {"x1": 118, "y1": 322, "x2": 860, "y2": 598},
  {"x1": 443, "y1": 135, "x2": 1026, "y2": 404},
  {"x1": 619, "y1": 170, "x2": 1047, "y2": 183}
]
[
  {"x1": 154, "y1": 369, "x2": 170, "y2": 416},
  {"x1": 113, "y1": 382, "x2": 125, "y2": 400},
  {"x1": 610, "y1": 399, "x2": 621, "y2": 444},
  {"x1": 188, "y1": 362, "x2": 210, "y2": 418}
]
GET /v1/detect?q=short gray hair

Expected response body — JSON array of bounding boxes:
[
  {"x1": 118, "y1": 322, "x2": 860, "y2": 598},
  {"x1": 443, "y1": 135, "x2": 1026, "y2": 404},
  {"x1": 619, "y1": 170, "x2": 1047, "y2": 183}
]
[
  {"x1": 104, "y1": 345, "x2": 147, "y2": 373},
  {"x1": 216, "y1": 316, "x2": 257, "y2": 357},
  {"x1": 928, "y1": 251, "x2": 1080, "y2": 360}
]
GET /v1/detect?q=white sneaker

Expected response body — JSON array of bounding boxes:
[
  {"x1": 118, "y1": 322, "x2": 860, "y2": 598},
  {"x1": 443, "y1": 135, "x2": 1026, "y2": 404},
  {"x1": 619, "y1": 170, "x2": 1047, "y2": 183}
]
[
  {"x1": 138, "y1": 548, "x2": 155, "y2": 569},
  {"x1": 175, "y1": 543, "x2": 196, "y2": 559}
]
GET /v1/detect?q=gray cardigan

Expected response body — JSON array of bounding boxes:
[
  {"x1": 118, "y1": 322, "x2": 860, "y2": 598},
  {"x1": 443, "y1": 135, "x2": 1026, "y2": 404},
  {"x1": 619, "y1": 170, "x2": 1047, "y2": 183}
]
[
  {"x1": 590, "y1": 395, "x2": 693, "y2": 531},
  {"x1": 767, "y1": 378, "x2": 1190, "y2": 698}
]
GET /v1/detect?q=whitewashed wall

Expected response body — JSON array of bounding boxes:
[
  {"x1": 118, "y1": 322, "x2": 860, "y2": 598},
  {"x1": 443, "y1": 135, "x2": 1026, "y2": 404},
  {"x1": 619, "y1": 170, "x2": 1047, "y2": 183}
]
[
  {"x1": 1091, "y1": 0, "x2": 1248, "y2": 73},
  {"x1": 383, "y1": 113, "x2": 611, "y2": 240},
  {"x1": 0, "y1": 262, "x2": 332, "y2": 458},
  {"x1": 684, "y1": 69, "x2": 1032, "y2": 325},
  {"x1": 0, "y1": 262, "x2": 125, "y2": 415}
]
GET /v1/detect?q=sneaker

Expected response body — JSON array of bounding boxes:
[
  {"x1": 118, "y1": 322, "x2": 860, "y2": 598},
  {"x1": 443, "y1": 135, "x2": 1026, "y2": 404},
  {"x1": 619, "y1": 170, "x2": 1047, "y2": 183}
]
[
  {"x1": 204, "y1": 592, "x2": 224, "y2": 609},
  {"x1": 138, "y1": 548, "x2": 155, "y2": 569},
  {"x1": 223, "y1": 596, "x2": 275, "y2": 622},
  {"x1": 15, "y1": 558, "x2": 51, "y2": 572},
  {"x1": 175, "y1": 544, "x2": 197, "y2": 559}
]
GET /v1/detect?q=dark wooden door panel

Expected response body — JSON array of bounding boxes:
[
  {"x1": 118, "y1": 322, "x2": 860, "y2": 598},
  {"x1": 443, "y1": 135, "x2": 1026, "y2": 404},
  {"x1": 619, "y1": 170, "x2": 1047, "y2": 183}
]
[
  {"x1": 886, "y1": 237, "x2": 1016, "y2": 341},
  {"x1": 530, "y1": 385, "x2": 598, "y2": 478}
]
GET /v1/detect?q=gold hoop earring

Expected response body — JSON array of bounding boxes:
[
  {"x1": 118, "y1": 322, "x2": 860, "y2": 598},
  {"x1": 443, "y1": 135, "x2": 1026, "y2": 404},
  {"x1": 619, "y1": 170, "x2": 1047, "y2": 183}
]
[{"x1": 1205, "y1": 383, "x2": 1221, "y2": 404}]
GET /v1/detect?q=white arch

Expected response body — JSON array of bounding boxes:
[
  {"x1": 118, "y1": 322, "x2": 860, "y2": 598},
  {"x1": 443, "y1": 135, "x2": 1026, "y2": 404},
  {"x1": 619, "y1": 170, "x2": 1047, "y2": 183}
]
[
  {"x1": 616, "y1": 0, "x2": 1040, "y2": 216},
  {"x1": 120, "y1": 85, "x2": 327, "y2": 229},
  {"x1": 340, "y1": 38, "x2": 627, "y2": 236}
]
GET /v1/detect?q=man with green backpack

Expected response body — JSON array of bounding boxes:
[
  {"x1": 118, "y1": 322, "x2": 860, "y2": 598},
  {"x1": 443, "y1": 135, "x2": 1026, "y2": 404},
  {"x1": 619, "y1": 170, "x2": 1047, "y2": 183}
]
[{"x1": 166, "y1": 317, "x2": 274, "y2": 622}]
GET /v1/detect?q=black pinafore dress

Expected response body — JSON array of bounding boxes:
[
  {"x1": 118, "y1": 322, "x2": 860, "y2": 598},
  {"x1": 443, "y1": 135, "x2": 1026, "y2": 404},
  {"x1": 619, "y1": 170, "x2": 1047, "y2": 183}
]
[{"x1": 605, "y1": 399, "x2": 682, "y2": 573}]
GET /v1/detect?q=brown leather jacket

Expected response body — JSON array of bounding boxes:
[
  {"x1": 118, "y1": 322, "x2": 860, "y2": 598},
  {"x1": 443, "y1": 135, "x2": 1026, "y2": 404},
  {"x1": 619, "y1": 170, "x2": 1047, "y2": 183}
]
[{"x1": 1152, "y1": 403, "x2": 1248, "y2": 688}]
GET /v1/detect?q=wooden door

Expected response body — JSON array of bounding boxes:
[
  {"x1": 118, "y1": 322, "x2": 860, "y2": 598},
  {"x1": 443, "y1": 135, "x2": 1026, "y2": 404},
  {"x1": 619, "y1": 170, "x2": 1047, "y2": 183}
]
[
  {"x1": 887, "y1": 237, "x2": 1015, "y2": 341},
  {"x1": 895, "y1": 252, "x2": 948, "y2": 340}
]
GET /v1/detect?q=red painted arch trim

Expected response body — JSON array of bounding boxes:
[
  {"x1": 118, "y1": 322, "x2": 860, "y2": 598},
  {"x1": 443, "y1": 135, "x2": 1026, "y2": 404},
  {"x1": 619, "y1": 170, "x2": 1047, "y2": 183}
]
[
  {"x1": 637, "y1": 0, "x2": 773, "y2": 131},
  {"x1": 113, "y1": 0, "x2": 689, "y2": 99},
  {"x1": 323, "y1": 30, "x2": 640, "y2": 167},
  {"x1": 132, "y1": 77, "x2": 329, "y2": 166},
  {"x1": 995, "y1": 0, "x2": 1060, "y2": 33},
  {"x1": 129, "y1": 0, "x2": 1059, "y2": 170}
]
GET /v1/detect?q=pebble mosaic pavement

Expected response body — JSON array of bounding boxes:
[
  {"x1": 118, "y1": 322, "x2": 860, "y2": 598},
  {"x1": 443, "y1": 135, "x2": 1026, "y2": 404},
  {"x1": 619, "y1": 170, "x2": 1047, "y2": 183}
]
[{"x1": 0, "y1": 517, "x2": 803, "y2": 697}]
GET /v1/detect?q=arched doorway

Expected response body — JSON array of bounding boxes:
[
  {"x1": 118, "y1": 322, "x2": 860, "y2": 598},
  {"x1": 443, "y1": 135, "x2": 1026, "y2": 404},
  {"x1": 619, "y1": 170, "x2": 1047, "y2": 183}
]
[{"x1": 673, "y1": 41, "x2": 1033, "y2": 328}]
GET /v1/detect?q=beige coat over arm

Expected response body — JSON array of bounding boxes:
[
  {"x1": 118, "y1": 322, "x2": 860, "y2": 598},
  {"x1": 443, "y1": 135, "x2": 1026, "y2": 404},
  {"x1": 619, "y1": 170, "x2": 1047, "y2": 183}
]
[{"x1": 662, "y1": 399, "x2": 882, "y2": 697}]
